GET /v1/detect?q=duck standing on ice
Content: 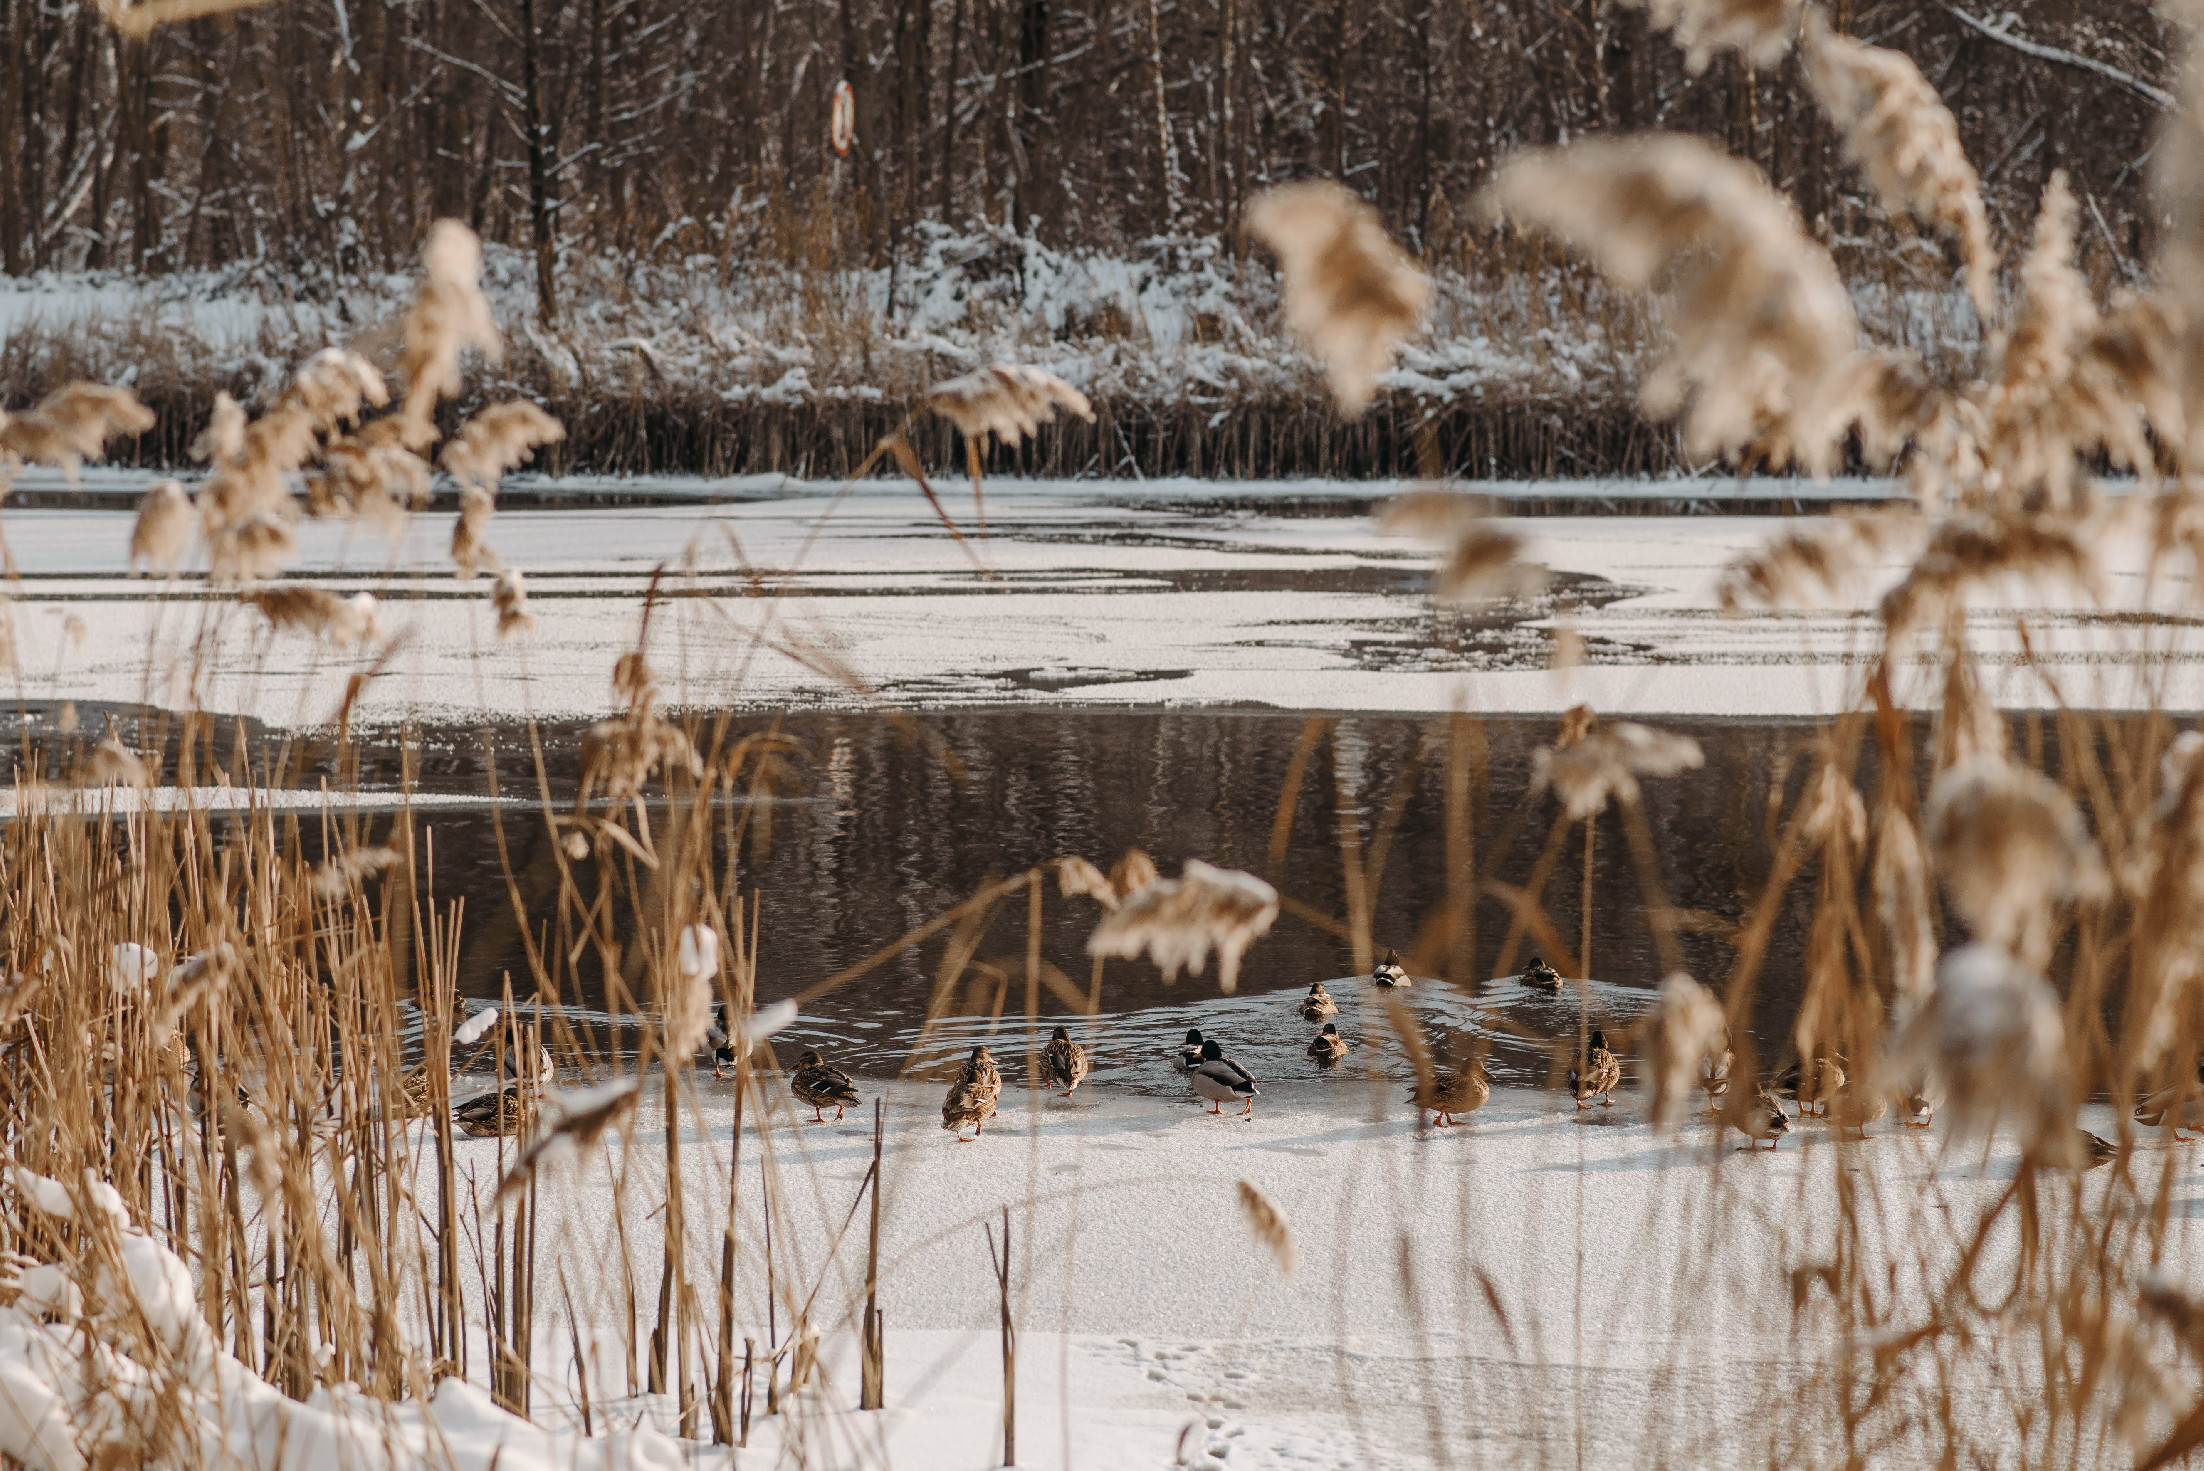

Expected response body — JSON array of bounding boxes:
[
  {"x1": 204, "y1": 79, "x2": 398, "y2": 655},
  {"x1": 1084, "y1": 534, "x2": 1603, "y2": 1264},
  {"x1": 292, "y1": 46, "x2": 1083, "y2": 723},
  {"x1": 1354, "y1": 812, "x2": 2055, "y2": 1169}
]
[
  {"x1": 1041, "y1": 1024, "x2": 1091, "y2": 1096},
  {"x1": 942, "y1": 1045, "x2": 1003, "y2": 1140},
  {"x1": 790, "y1": 1048, "x2": 862, "y2": 1122},
  {"x1": 1568, "y1": 1028, "x2": 1622, "y2": 1108},
  {"x1": 1372, "y1": 950, "x2": 1409, "y2": 988},
  {"x1": 1190, "y1": 1039, "x2": 1259, "y2": 1117},
  {"x1": 1408, "y1": 1061, "x2": 1490, "y2": 1127}
]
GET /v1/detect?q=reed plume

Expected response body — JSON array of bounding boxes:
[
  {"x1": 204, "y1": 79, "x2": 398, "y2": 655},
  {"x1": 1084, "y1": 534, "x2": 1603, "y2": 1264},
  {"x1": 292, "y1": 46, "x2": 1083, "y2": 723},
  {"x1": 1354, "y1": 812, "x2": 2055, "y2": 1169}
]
[
  {"x1": 492, "y1": 567, "x2": 534, "y2": 637},
  {"x1": 1487, "y1": 135, "x2": 1859, "y2": 475},
  {"x1": 77, "y1": 737, "x2": 149, "y2": 788},
  {"x1": 1643, "y1": 971, "x2": 1728, "y2": 1128},
  {"x1": 1877, "y1": 513, "x2": 2096, "y2": 640},
  {"x1": 1874, "y1": 802, "x2": 1939, "y2": 1013},
  {"x1": 1056, "y1": 850, "x2": 1161, "y2": 909},
  {"x1": 664, "y1": 923, "x2": 719, "y2": 1061},
  {"x1": 399, "y1": 220, "x2": 501, "y2": 443},
  {"x1": 244, "y1": 587, "x2": 383, "y2": 648},
  {"x1": 128, "y1": 480, "x2": 194, "y2": 572},
  {"x1": 1234, "y1": 1181, "x2": 1296, "y2": 1277},
  {"x1": 1894, "y1": 942, "x2": 2072, "y2": 1152},
  {"x1": 1380, "y1": 490, "x2": 1545, "y2": 604},
  {"x1": 0, "y1": 384, "x2": 153, "y2": 478},
  {"x1": 1086, "y1": 858, "x2": 1278, "y2": 993},
  {"x1": 926, "y1": 365, "x2": 1095, "y2": 447},
  {"x1": 1626, "y1": 0, "x2": 1800, "y2": 73},
  {"x1": 1925, "y1": 756, "x2": 2106, "y2": 968},
  {"x1": 1247, "y1": 181, "x2": 1431, "y2": 416},
  {"x1": 442, "y1": 402, "x2": 562, "y2": 578},
  {"x1": 1533, "y1": 718, "x2": 1704, "y2": 819},
  {"x1": 1803, "y1": 17, "x2": 1997, "y2": 317},
  {"x1": 1715, "y1": 509, "x2": 1919, "y2": 611},
  {"x1": 310, "y1": 843, "x2": 402, "y2": 899}
]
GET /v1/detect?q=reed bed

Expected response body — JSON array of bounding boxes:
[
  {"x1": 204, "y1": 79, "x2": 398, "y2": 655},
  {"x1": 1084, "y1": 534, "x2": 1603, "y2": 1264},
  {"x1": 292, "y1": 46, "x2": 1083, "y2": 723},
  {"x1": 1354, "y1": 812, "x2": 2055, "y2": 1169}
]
[{"x1": 6, "y1": 2, "x2": 2204, "y2": 1467}]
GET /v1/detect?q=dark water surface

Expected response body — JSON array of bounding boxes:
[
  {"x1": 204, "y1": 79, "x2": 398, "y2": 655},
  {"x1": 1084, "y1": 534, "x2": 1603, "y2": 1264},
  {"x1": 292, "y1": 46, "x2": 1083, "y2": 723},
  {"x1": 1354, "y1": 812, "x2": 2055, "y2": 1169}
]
[{"x1": 331, "y1": 707, "x2": 1846, "y2": 1088}]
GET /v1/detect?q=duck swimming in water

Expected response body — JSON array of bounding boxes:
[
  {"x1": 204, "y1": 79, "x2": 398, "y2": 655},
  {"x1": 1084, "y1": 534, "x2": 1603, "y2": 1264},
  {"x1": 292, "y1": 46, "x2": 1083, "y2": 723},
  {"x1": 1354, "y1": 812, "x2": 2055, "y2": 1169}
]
[
  {"x1": 1522, "y1": 956, "x2": 1562, "y2": 993},
  {"x1": 1299, "y1": 982, "x2": 1339, "y2": 1020},
  {"x1": 1307, "y1": 1023, "x2": 1349, "y2": 1065},
  {"x1": 1189, "y1": 1039, "x2": 1258, "y2": 1117},
  {"x1": 1372, "y1": 951, "x2": 1409, "y2": 988}
]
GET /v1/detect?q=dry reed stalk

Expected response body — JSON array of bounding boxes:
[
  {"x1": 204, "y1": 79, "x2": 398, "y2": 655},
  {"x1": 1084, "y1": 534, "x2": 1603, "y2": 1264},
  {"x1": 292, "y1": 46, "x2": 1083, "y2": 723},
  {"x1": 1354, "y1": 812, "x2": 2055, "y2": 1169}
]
[
  {"x1": 1247, "y1": 181, "x2": 1431, "y2": 416},
  {"x1": 1925, "y1": 755, "x2": 2106, "y2": 967},
  {"x1": 1379, "y1": 490, "x2": 1545, "y2": 604},
  {"x1": 1487, "y1": 136, "x2": 1861, "y2": 475},
  {"x1": 1626, "y1": 0, "x2": 1799, "y2": 73},
  {"x1": 2120, "y1": 731, "x2": 2204, "y2": 1069},
  {"x1": 1532, "y1": 718, "x2": 1703, "y2": 819},
  {"x1": 1642, "y1": 971, "x2": 1727, "y2": 1128},
  {"x1": 0, "y1": 383, "x2": 154, "y2": 477},
  {"x1": 1234, "y1": 1181, "x2": 1296, "y2": 1276},
  {"x1": 1803, "y1": 17, "x2": 1997, "y2": 318},
  {"x1": 1873, "y1": 800, "x2": 1939, "y2": 1014},
  {"x1": 1085, "y1": 859, "x2": 1278, "y2": 993}
]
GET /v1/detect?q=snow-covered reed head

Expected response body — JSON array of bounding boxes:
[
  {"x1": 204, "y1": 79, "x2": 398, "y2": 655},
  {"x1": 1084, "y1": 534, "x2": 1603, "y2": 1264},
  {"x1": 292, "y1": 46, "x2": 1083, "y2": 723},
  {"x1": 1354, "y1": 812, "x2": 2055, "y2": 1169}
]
[
  {"x1": 1803, "y1": 17, "x2": 1996, "y2": 317},
  {"x1": 1085, "y1": 858, "x2": 1278, "y2": 993},
  {"x1": 1643, "y1": 971, "x2": 1728, "y2": 1129},
  {"x1": 128, "y1": 479, "x2": 195, "y2": 572},
  {"x1": 927, "y1": 365, "x2": 1095, "y2": 448},
  {"x1": 1487, "y1": 135, "x2": 1859, "y2": 476},
  {"x1": 492, "y1": 567, "x2": 534, "y2": 638},
  {"x1": 245, "y1": 587, "x2": 382, "y2": 648},
  {"x1": 1533, "y1": 717, "x2": 1704, "y2": 820},
  {"x1": 1380, "y1": 490, "x2": 1546, "y2": 605},
  {"x1": 400, "y1": 219, "x2": 501, "y2": 442},
  {"x1": 1894, "y1": 942, "x2": 2072, "y2": 1153},
  {"x1": 1247, "y1": 181, "x2": 1430, "y2": 417},
  {"x1": 1056, "y1": 849, "x2": 1160, "y2": 909},
  {"x1": 497, "y1": 1077, "x2": 641, "y2": 1201},
  {"x1": 660, "y1": 922, "x2": 720, "y2": 1063},
  {"x1": 1626, "y1": 0, "x2": 1800, "y2": 73},
  {"x1": 1926, "y1": 756, "x2": 2106, "y2": 967},
  {"x1": 0, "y1": 383, "x2": 154, "y2": 478}
]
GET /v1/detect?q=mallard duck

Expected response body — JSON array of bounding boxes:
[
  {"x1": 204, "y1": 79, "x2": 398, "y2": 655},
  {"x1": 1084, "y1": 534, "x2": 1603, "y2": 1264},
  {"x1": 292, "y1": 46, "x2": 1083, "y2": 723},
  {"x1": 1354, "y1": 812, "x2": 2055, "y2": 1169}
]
[
  {"x1": 1041, "y1": 1025, "x2": 1091, "y2": 1096},
  {"x1": 1732, "y1": 1088, "x2": 1793, "y2": 1150},
  {"x1": 708, "y1": 1003, "x2": 738, "y2": 1078},
  {"x1": 1408, "y1": 1063, "x2": 1490, "y2": 1127},
  {"x1": 2075, "y1": 1129, "x2": 2119, "y2": 1169},
  {"x1": 395, "y1": 1066, "x2": 439, "y2": 1117},
  {"x1": 1779, "y1": 1056, "x2": 1848, "y2": 1118},
  {"x1": 1826, "y1": 1082, "x2": 1889, "y2": 1139},
  {"x1": 1307, "y1": 1022, "x2": 1349, "y2": 1065},
  {"x1": 1176, "y1": 1028, "x2": 1206, "y2": 1071},
  {"x1": 2134, "y1": 1084, "x2": 2204, "y2": 1140},
  {"x1": 454, "y1": 1085, "x2": 531, "y2": 1137},
  {"x1": 1372, "y1": 951, "x2": 1409, "y2": 988},
  {"x1": 1522, "y1": 956, "x2": 1562, "y2": 993},
  {"x1": 941, "y1": 1046, "x2": 1002, "y2": 1140},
  {"x1": 1903, "y1": 1084, "x2": 1938, "y2": 1129},
  {"x1": 1568, "y1": 1028, "x2": 1622, "y2": 1109},
  {"x1": 1189, "y1": 1039, "x2": 1258, "y2": 1117},
  {"x1": 1299, "y1": 982, "x2": 1339, "y2": 1020},
  {"x1": 790, "y1": 1049, "x2": 862, "y2": 1122}
]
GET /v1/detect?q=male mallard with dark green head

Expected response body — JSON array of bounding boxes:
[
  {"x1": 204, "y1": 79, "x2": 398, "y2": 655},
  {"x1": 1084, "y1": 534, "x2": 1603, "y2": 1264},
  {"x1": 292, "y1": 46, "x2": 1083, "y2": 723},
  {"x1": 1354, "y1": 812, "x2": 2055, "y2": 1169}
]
[
  {"x1": 1041, "y1": 1025, "x2": 1091, "y2": 1097},
  {"x1": 1189, "y1": 1039, "x2": 1258, "y2": 1117},
  {"x1": 1372, "y1": 951, "x2": 1409, "y2": 988},
  {"x1": 1175, "y1": 1029, "x2": 1206, "y2": 1071},
  {"x1": 1300, "y1": 981, "x2": 1339, "y2": 1020}
]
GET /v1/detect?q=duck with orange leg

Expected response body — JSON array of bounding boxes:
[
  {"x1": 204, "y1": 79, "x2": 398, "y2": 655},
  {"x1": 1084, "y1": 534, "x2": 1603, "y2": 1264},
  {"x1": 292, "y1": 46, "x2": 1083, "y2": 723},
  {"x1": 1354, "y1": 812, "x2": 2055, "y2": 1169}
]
[
  {"x1": 1190, "y1": 1039, "x2": 1258, "y2": 1118},
  {"x1": 790, "y1": 1048, "x2": 861, "y2": 1122},
  {"x1": 1408, "y1": 1061, "x2": 1490, "y2": 1128},
  {"x1": 942, "y1": 1045, "x2": 1002, "y2": 1141},
  {"x1": 1041, "y1": 1025, "x2": 1091, "y2": 1097},
  {"x1": 1568, "y1": 1028, "x2": 1622, "y2": 1109}
]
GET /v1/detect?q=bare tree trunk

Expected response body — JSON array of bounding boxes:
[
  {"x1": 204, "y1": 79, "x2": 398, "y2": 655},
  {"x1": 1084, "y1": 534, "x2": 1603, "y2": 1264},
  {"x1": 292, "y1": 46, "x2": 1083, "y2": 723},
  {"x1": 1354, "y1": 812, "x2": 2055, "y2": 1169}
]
[{"x1": 519, "y1": 0, "x2": 559, "y2": 321}]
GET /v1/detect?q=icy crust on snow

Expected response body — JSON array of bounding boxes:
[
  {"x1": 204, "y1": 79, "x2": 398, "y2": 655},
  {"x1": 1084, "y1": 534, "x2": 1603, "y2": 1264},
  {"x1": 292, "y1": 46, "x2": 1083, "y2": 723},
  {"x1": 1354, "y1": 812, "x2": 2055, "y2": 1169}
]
[
  {"x1": 2, "y1": 480, "x2": 2200, "y2": 729},
  {"x1": 0, "y1": 1169, "x2": 686, "y2": 1471}
]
